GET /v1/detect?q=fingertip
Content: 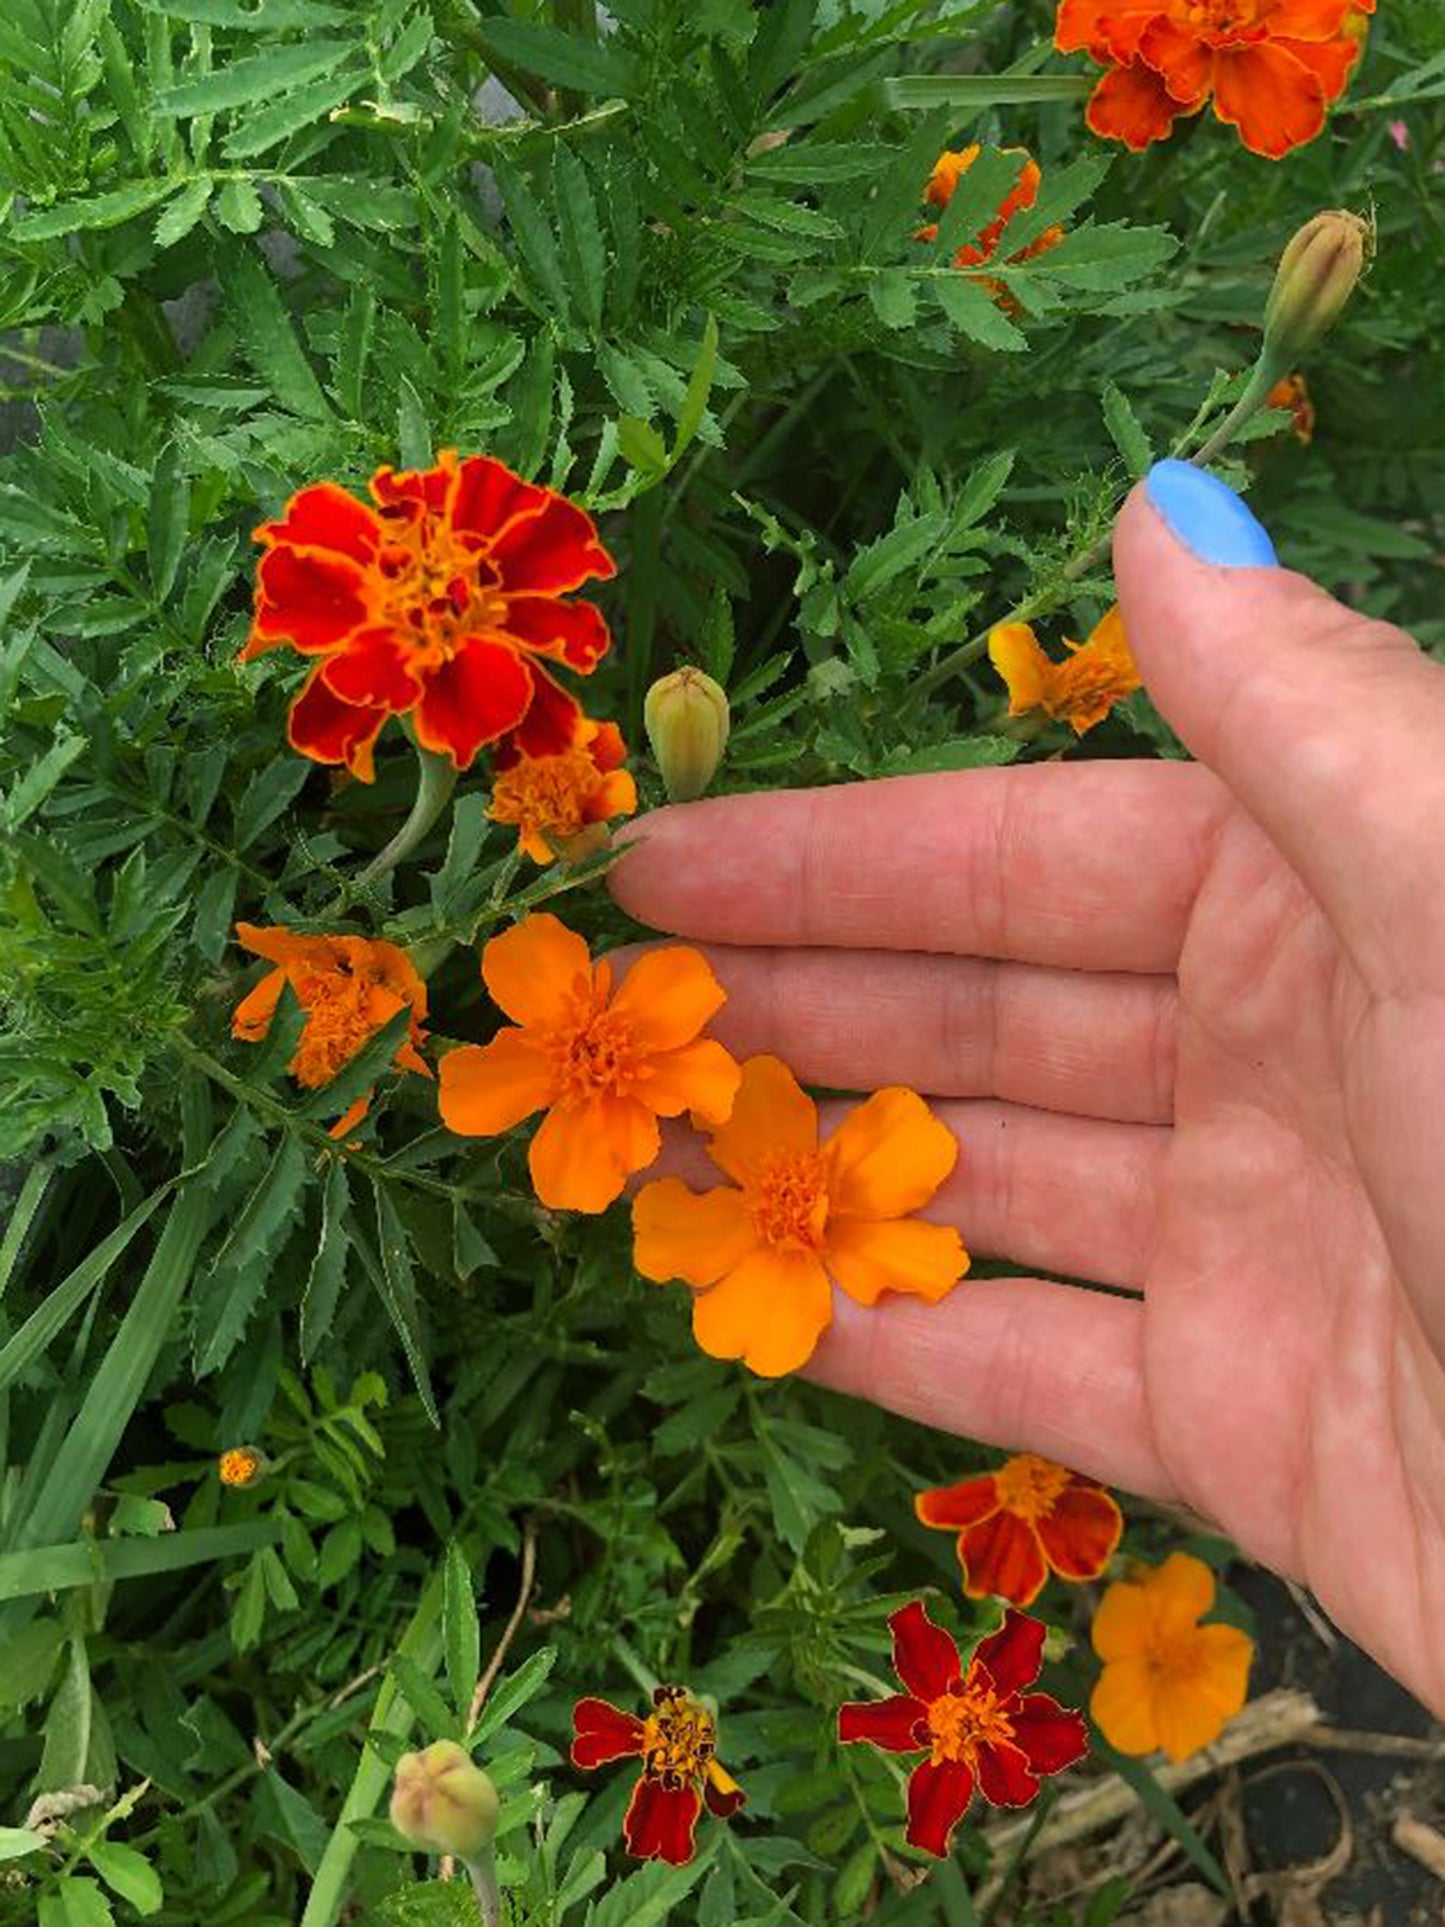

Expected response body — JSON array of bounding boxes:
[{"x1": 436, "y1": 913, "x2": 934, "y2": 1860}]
[{"x1": 1140, "y1": 459, "x2": 1278, "y2": 570}]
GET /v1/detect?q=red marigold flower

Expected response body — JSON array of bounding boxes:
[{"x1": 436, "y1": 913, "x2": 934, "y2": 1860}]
[
  {"x1": 838, "y1": 1601, "x2": 1088, "y2": 1857},
  {"x1": 571, "y1": 1686, "x2": 745, "y2": 1866},
  {"x1": 241, "y1": 451, "x2": 616, "y2": 782},
  {"x1": 1054, "y1": 0, "x2": 1372, "y2": 160},
  {"x1": 917, "y1": 1454, "x2": 1123, "y2": 1607},
  {"x1": 487, "y1": 714, "x2": 637, "y2": 863}
]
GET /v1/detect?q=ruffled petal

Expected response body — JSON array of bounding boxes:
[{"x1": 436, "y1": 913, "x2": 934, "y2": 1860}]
[
  {"x1": 1212, "y1": 40, "x2": 1327, "y2": 156},
  {"x1": 287, "y1": 664, "x2": 388, "y2": 782},
  {"x1": 905, "y1": 1757, "x2": 974, "y2": 1857},
  {"x1": 508, "y1": 664, "x2": 582, "y2": 759},
  {"x1": 706, "y1": 1055, "x2": 817, "y2": 1185},
  {"x1": 448, "y1": 454, "x2": 549, "y2": 543},
  {"x1": 319, "y1": 626, "x2": 423, "y2": 712},
  {"x1": 959, "y1": 1514, "x2": 1050, "y2": 1608},
  {"x1": 1138, "y1": 15, "x2": 1214, "y2": 102},
  {"x1": 623, "y1": 1777, "x2": 702, "y2": 1866},
  {"x1": 491, "y1": 493, "x2": 617, "y2": 594},
  {"x1": 481, "y1": 913, "x2": 593, "y2": 1030},
  {"x1": 632, "y1": 1179, "x2": 758, "y2": 1288},
  {"x1": 437, "y1": 1032, "x2": 552, "y2": 1137},
  {"x1": 890, "y1": 1599, "x2": 962, "y2": 1703},
  {"x1": 825, "y1": 1214, "x2": 968, "y2": 1308},
  {"x1": 915, "y1": 1474, "x2": 1000, "y2": 1533},
  {"x1": 1270, "y1": 0, "x2": 1359, "y2": 36},
  {"x1": 1054, "y1": 0, "x2": 1157, "y2": 60},
  {"x1": 1036, "y1": 1482, "x2": 1123, "y2": 1582},
  {"x1": 974, "y1": 1609, "x2": 1045, "y2": 1694},
  {"x1": 250, "y1": 545, "x2": 371, "y2": 654},
  {"x1": 692, "y1": 1246, "x2": 833, "y2": 1377},
  {"x1": 1086, "y1": 57, "x2": 1195, "y2": 150},
  {"x1": 1090, "y1": 1657, "x2": 1160, "y2": 1755},
  {"x1": 638, "y1": 1039, "x2": 742, "y2": 1124},
  {"x1": 703, "y1": 1761, "x2": 745, "y2": 1818},
  {"x1": 824, "y1": 1087, "x2": 958, "y2": 1219},
  {"x1": 837, "y1": 1694, "x2": 929, "y2": 1754},
  {"x1": 975, "y1": 1738, "x2": 1040, "y2": 1808},
  {"x1": 1011, "y1": 1691, "x2": 1090, "y2": 1776},
  {"x1": 256, "y1": 482, "x2": 381, "y2": 563},
  {"x1": 529, "y1": 1096, "x2": 634, "y2": 1213},
  {"x1": 413, "y1": 635, "x2": 533, "y2": 769},
  {"x1": 1274, "y1": 33, "x2": 1358, "y2": 100},
  {"x1": 571, "y1": 1697, "x2": 645, "y2": 1768},
  {"x1": 498, "y1": 593, "x2": 611, "y2": 672}
]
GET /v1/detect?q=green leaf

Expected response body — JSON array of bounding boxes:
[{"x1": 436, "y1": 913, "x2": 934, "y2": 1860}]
[
  {"x1": 617, "y1": 416, "x2": 667, "y2": 476},
  {"x1": 221, "y1": 63, "x2": 364, "y2": 159},
  {"x1": 553, "y1": 148, "x2": 605, "y2": 334},
  {"x1": 191, "y1": 867, "x2": 238, "y2": 962},
  {"x1": 367, "y1": 1183, "x2": 437, "y2": 1426},
  {"x1": 233, "y1": 757, "x2": 311, "y2": 851},
  {"x1": 390, "y1": 1653, "x2": 462, "y2": 1741},
  {"x1": 302, "y1": 1159, "x2": 352, "y2": 1364},
  {"x1": 215, "y1": 176, "x2": 264, "y2": 232},
  {"x1": 880, "y1": 73, "x2": 1093, "y2": 111},
  {"x1": 11, "y1": 180, "x2": 176, "y2": 241},
  {"x1": 219, "y1": 247, "x2": 332, "y2": 421},
  {"x1": 41, "y1": 1877, "x2": 114, "y2": 1927},
  {"x1": 846, "y1": 512, "x2": 942, "y2": 600},
  {"x1": 154, "y1": 40, "x2": 353, "y2": 116},
  {"x1": 295, "y1": 1005, "x2": 414, "y2": 1125},
  {"x1": 878, "y1": 735, "x2": 1021, "y2": 776},
  {"x1": 147, "y1": 440, "x2": 190, "y2": 600},
  {"x1": 397, "y1": 375, "x2": 431, "y2": 469},
  {"x1": 477, "y1": 19, "x2": 635, "y2": 97},
  {"x1": 4, "y1": 729, "x2": 86, "y2": 831},
  {"x1": 471, "y1": 1645, "x2": 557, "y2": 1746},
  {"x1": 442, "y1": 1542, "x2": 480, "y2": 1715},
  {"x1": 672, "y1": 313, "x2": 717, "y2": 461},
  {"x1": 154, "y1": 176, "x2": 212, "y2": 246},
  {"x1": 589, "y1": 1849, "x2": 714, "y2": 1927},
  {"x1": 0, "y1": 1827, "x2": 46, "y2": 1863},
  {"x1": 1102, "y1": 380, "x2": 1153, "y2": 478},
  {"x1": 933, "y1": 272, "x2": 1026, "y2": 352},
  {"x1": 491, "y1": 157, "x2": 568, "y2": 317},
  {"x1": 866, "y1": 268, "x2": 916, "y2": 329},
  {"x1": 87, "y1": 1843, "x2": 163, "y2": 1917}
]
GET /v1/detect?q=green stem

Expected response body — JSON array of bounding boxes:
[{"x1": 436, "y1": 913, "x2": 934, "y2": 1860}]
[
  {"x1": 324, "y1": 744, "x2": 459, "y2": 921},
  {"x1": 465, "y1": 1846, "x2": 502, "y2": 1927}
]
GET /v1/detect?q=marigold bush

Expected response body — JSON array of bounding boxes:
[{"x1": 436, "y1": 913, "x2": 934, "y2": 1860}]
[{"x1": 0, "y1": 0, "x2": 1441, "y2": 1922}]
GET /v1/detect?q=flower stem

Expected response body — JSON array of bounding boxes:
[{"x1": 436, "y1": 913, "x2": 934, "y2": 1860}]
[
  {"x1": 354, "y1": 745, "x2": 459, "y2": 892},
  {"x1": 464, "y1": 1846, "x2": 501, "y2": 1927}
]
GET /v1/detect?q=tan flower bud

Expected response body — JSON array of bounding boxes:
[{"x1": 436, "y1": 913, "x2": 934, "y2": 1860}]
[
  {"x1": 1263, "y1": 210, "x2": 1370, "y2": 366},
  {"x1": 644, "y1": 668, "x2": 730, "y2": 803},
  {"x1": 389, "y1": 1741, "x2": 498, "y2": 1860}
]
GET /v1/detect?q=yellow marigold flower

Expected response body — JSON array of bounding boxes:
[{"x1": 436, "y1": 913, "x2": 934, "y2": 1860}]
[
  {"x1": 988, "y1": 604, "x2": 1141, "y2": 736},
  {"x1": 218, "y1": 1446, "x2": 264, "y2": 1488},
  {"x1": 1090, "y1": 1552, "x2": 1254, "y2": 1764},
  {"x1": 488, "y1": 714, "x2": 637, "y2": 863}
]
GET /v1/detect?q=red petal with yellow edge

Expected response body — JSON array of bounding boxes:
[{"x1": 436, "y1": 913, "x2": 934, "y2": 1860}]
[
  {"x1": 633, "y1": 1179, "x2": 757, "y2": 1288},
  {"x1": 640, "y1": 1039, "x2": 742, "y2": 1124},
  {"x1": 528, "y1": 1095, "x2": 640, "y2": 1213},
  {"x1": 1211, "y1": 41, "x2": 1326, "y2": 156},
  {"x1": 824, "y1": 1087, "x2": 957, "y2": 1219},
  {"x1": 448, "y1": 454, "x2": 549, "y2": 544},
  {"x1": 571, "y1": 1697, "x2": 644, "y2": 1768},
  {"x1": 1036, "y1": 1481, "x2": 1122, "y2": 1581},
  {"x1": 1011, "y1": 1692, "x2": 1089, "y2": 1775},
  {"x1": 287, "y1": 665, "x2": 388, "y2": 782},
  {"x1": 370, "y1": 458, "x2": 453, "y2": 518},
  {"x1": 623, "y1": 1777, "x2": 701, "y2": 1866},
  {"x1": 692, "y1": 1246, "x2": 832, "y2": 1377},
  {"x1": 1054, "y1": 0, "x2": 1156, "y2": 61},
  {"x1": 437, "y1": 1032, "x2": 552, "y2": 1137},
  {"x1": 1137, "y1": 16, "x2": 1213, "y2": 102},
  {"x1": 703, "y1": 1761, "x2": 745, "y2": 1818},
  {"x1": 1090, "y1": 1657, "x2": 1160, "y2": 1755},
  {"x1": 481, "y1": 913, "x2": 592, "y2": 1030},
  {"x1": 252, "y1": 545, "x2": 371, "y2": 652},
  {"x1": 413, "y1": 635, "x2": 532, "y2": 769},
  {"x1": 977, "y1": 1738, "x2": 1040, "y2": 1807},
  {"x1": 905, "y1": 1757, "x2": 974, "y2": 1858},
  {"x1": 837, "y1": 1693, "x2": 928, "y2": 1753},
  {"x1": 1085, "y1": 57, "x2": 1194, "y2": 149},
  {"x1": 491, "y1": 495, "x2": 617, "y2": 595},
  {"x1": 590, "y1": 719, "x2": 628, "y2": 772},
  {"x1": 916, "y1": 1473, "x2": 999, "y2": 1534},
  {"x1": 974, "y1": 1609, "x2": 1046, "y2": 1694},
  {"x1": 257, "y1": 482, "x2": 381, "y2": 563},
  {"x1": 1274, "y1": 32, "x2": 1358, "y2": 99},
  {"x1": 611, "y1": 947, "x2": 727, "y2": 1052},
  {"x1": 319, "y1": 627, "x2": 423, "y2": 712},
  {"x1": 706, "y1": 1054, "x2": 817, "y2": 1185},
  {"x1": 959, "y1": 1514, "x2": 1049, "y2": 1607},
  {"x1": 232, "y1": 967, "x2": 286, "y2": 1042},
  {"x1": 889, "y1": 1599, "x2": 962, "y2": 1703},
  {"x1": 500, "y1": 593, "x2": 610, "y2": 671},
  {"x1": 510, "y1": 665, "x2": 582, "y2": 759},
  {"x1": 825, "y1": 1214, "x2": 967, "y2": 1308}
]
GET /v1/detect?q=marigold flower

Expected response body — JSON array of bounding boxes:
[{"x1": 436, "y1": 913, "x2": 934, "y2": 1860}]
[
  {"x1": 988, "y1": 604, "x2": 1142, "y2": 737},
  {"x1": 1055, "y1": 0, "x2": 1373, "y2": 159},
  {"x1": 571, "y1": 1685, "x2": 744, "y2": 1866},
  {"x1": 916, "y1": 146, "x2": 1064, "y2": 294},
  {"x1": 390, "y1": 1741, "x2": 499, "y2": 1859},
  {"x1": 218, "y1": 1445, "x2": 264, "y2": 1488},
  {"x1": 1090, "y1": 1552, "x2": 1254, "y2": 1763},
  {"x1": 232, "y1": 923, "x2": 430, "y2": 1135},
  {"x1": 241, "y1": 450, "x2": 615, "y2": 782},
  {"x1": 839, "y1": 1600, "x2": 1088, "y2": 1856},
  {"x1": 437, "y1": 914, "x2": 741, "y2": 1214},
  {"x1": 632, "y1": 1054, "x2": 968, "y2": 1378},
  {"x1": 1267, "y1": 372, "x2": 1315, "y2": 445},
  {"x1": 487, "y1": 714, "x2": 637, "y2": 863},
  {"x1": 918, "y1": 1455, "x2": 1123, "y2": 1607}
]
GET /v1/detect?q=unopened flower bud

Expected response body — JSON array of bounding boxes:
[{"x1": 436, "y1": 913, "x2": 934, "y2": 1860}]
[
  {"x1": 644, "y1": 668, "x2": 730, "y2": 803},
  {"x1": 390, "y1": 1741, "x2": 498, "y2": 1860},
  {"x1": 1263, "y1": 210, "x2": 1369, "y2": 367}
]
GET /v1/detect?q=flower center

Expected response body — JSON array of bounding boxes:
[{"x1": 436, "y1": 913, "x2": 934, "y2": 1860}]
[
  {"x1": 489, "y1": 747, "x2": 599, "y2": 844},
  {"x1": 993, "y1": 1454, "x2": 1072, "y2": 1522},
  {"x1": 291, "y1": 961, "x2": 391, "y2": 1087},
  {"x1": 1145, "y1": 1629, "x2": 1214, "y2": 1687},
  {"x1": 544, "y1": 993, "x2": 641, "y2": 1107},
  {"x1": 746, "y1": 1151, "x2": 830, "y2": 1250},
  {"x1": 926, "y1": 1675, "x2": 1016, "y2": 1767},
  {"x1": 375, "y1": 504, "x2": 506, "y2": 665},
  {"x1": 640, "y1": 1687, "x2": 717, "y2": 1788},
  {"x1": 1169, "y1": 0, "x2": 1266, "y2": 36}
]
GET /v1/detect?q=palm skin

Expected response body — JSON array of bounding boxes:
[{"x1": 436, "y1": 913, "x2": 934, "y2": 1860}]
[{"x1": 611, "y1": 485, "x2": 1445, "y2": 1717}]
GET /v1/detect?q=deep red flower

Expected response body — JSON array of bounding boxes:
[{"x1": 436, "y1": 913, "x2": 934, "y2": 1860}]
[
  {"x1": 241, "y1": 451, "x2": 616, "y2": 781},
  {"x1": 571, "y1": 1686, "x2": 744, "y2": 1866},
  {"x1": 838, "y1": 1600, "x2": 1087, "y2": 1856}
]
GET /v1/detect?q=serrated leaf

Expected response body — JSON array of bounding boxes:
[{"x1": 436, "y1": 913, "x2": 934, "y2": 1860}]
[
  {"x1": 397, "y1": 375, "x2": 431, "y2": 469},
  {"x1": 215, "y1": 176, "x2": 264, "y2": 232},
  {"x1": 155, "y1": 39, "x2": 352, "y2": 116},
  {"x1": 219, "y1": 247, "x2": 332, "y2": 421},
  {"x1": 295, "y1": 1004, "x2": 414, "y2": 1125},
  {"x1": 846, "y1": 511, "x2": 944, "y2": 601},
  {"x1": 222, "y1": 65, "x2": 363, "y2": 160},
  {"x1": 866, "y1": 268, "x2": 916, "y2": 329},
  {"x1": 154, "y1": 176, "x2": 212, "y2": 246},
  {"x1": 11, "y1": 180, "x2": 176, "y2": 241},
  {"x1": 471, "y1": 1645, "x2": 557, "y2": 1745},
  {"x1": 390, "y1": 1654, "x2": 463, "y2": 1740},
  {"x1": 442, "y1": 1543, "x2": 480, "y2": 1716},
  {"x1": 302, "y1": 1158, "x2": 351, "y2": 1362},
  {"x1": 367, "y1": 1183, "x2": 437, "y2": 1425},
  {"x1": 934, "y1": 272, "x2": 1026, "y2": 351},
  {"x1": 232, "y1": 757, "x2": 311, "y2": 851},
  {"x1": 147, "y1": 440, "x2": 190, "y2": 600},
  {"x1": 477, "y1": 18, "x2": 634, "y2": 97},
  {"x1": 491, "y1": 156, "x2": 567, "y2": 317},
  {"x1": 553, "y1": 148, "x2": 605, "y2": 334},
  {"x1": 673, "y1": 312, "x2": 717, "y2": 461},
  {"x1": 1102, "y1": 380, "x2": 1154, "y2": 477},
  {"x1": 88, "y1": 1842, "x2": 162, "y2": 1917}
]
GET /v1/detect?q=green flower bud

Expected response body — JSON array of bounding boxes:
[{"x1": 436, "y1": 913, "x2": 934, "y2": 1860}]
[
  {"x1": 1262, "y1": 209, "x2": 1370, "y2": 368},
  {"x1": 389, "y1": 1741, "x2": 498, "y2": 1860},
  {"x1": 644, "y1": 668, "x2": 730, "y2": 803}
]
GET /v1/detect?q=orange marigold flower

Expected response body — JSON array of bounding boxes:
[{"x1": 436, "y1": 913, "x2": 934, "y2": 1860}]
[
  {"x1": 918, "y1": 1455, "x2": 1123, "y2": 1607},
  {"x1": 487, "y1": 714, "x2": 637, "y2": 864},
  {"x1": 1091, "y1": 1552, "x2": 1254, "y2": 1762},
  {"x1": 571, "y1": 1686, "x2": 744, "y2": 1866},
  {"x1": 988, "y1": 604, "x2": 1142, "y2": 736},
  {"x1": 916, "y1": 145, "x2": 1065, "y2": 290},
  {"x1": 437, "y1": 914, "x2": 741, "y2": 1214},
  {"x1": 218, "y1": 1445, "x2": 264, "y2": 1488},
  {"x1": 240, "y1": 450, "x2": 616, "y2": 782},
  {"x1": 839, "y1": 1601, "x2": 1088, "y2": 1856},
  {"x1": 232, "y1": 923, "x2": 430, "y2": 1135},
  {"x1": 1267, "y1": 371, "x2": 1316, "y2": 445},
  {"x1": 1055, "y1": 0, "x2": 1372, "y2": 160},
  {"x1": 632, "y1": 1054, "x2": 969, "y2": 1378}
]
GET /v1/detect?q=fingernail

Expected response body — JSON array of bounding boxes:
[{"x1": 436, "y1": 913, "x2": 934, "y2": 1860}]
[{"x1": 1145, "y1": 458, "x2": 1277, "y2": 568}]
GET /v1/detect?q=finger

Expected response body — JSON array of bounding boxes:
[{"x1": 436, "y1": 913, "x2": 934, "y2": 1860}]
[
  {"x1": 1117, "y1": 463, "x2": 1445, "y2": 995},
  {"x1": 803, "y1": 1281, "x2": 1174, "y2": 1501},
  {"x1": 609, "y1": 761, "x2": 1228, "y2": 973}
]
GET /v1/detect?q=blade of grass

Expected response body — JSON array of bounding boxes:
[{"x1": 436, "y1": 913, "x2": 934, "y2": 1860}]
[
  {"x1": 0, "y1": 1522, "x2": 279, "y2": 1602},
  {"x1": 1096, "y1": 1737, "x2": 1233, "y2": 1897},
  {"x1": 0, "y1": 1163, "x2": 51, "y2": 1303}
]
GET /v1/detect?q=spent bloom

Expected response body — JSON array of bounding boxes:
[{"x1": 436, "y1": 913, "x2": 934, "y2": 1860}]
[
  {"x1": 839, "y1": 1601, "x2": 1088, "y2": 1856},
  {"x1": 1267, "y1": 372, "x2": 1315, "y2": 445},
  {"x1": 487, "y1": 714, "x2": 636, "y2": 863},
  {"x1": 218, "y1": 1446, "x2": 264, "y2": 1489},
  {"x1": 241, "y1": 450, "x2": 615, "y2": 781},
  {"x1": 1055, "y1": 0, "x2": 1373, "y2": 159},
  {"x1": 632, "y1": 1053, "x2": 968, "y2": 1378},
  {"x1": 232, "y1": 923, "x2": 430, "y2": 1135},
  {"x1": 988, "y1": 604, "x2": 1142, "y2": 736},
  {"x1": 1091, "y1": 1552, "x2": 1254, "y2": 1763},
  {"x1": 572, "y1": 1685, "x2": 744, "y2": 1866},
  {"x1": 916, "y1": 145, "x2": 1064, "y2": 291},
  {"x1": 917, "y1": 1454, "x2": 1123, "y2": 1607},
  {"x1": 437, "y1": 914, "x2": 741, "y2": 1214},
  {"x1": 390, "y1": 1741, "x2": 499, "y2": 1859}
]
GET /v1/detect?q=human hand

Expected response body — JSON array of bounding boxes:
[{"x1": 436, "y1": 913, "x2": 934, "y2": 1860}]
[{"x1": 610, "y1": 461, "x2": 1445, "y2": 1716}]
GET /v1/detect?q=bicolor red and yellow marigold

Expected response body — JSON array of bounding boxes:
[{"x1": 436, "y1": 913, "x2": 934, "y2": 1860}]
[
  {"x1": 437, "y1": 914, "x2": 741, "y2": 1214},
  {"x1": 572, "y1": 1686, "x2": 744, "y2": 1865},
  {"x1": 1055, "y1": 0, "x2": 1374, "y2": 160},
  {"x1": 232, "y1": 923, "x2": 430, "y2": 1135},
  {"x1": 632, "y1": 1054, "x2": 969, "y2": 1378},
  {"x1": 241, "y1": 450, "x2": 615, "y2": 781},
  {"x1": 839, "y1": 1601, "x2": 1088, "y2": 1856},
  {"x1": 916, "y1": 146, "x2": 1064, "y2": 294},
  {"x1": 918, "y1": 1455, "x2": 1123, "y2": 1607},
  {"x1": 487, "y1": 714, "x2": 636, "y2": 863},
  {"x1": 988, "y1": 604, "x2": 1142, "y2": 735}
]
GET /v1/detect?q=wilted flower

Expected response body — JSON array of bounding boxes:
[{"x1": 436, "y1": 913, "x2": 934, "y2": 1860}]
[
  {"x1": 390, "y1": 1741, "x2": 499, "y2": 1859},
  {"x1": 488, "y1": 714, "x2": 637, "y2": 862},
  {"x1": 643, "y1": 668, "x2": 730, "y2": 803},
  {"x1": 988, "y1": 604, "x2": 1141, "y2": 736},
  {"x1": 572, "y1": 1685, "x2": 744, "y2": 1865},
  {"x1": 917, "y1": 1454, "x2": 1122, "y2": 1607}
]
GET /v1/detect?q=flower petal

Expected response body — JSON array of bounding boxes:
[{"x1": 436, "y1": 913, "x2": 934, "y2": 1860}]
[
  {"x1": 413, "y1": 635, "x2": 533, "y2": 769},
  {"x1": 633, "y1": 1179, "x2": 758, "y2": 1288},
  {"x1": 988, "y1": 622, "x2": 1053, "y2": 715},
  {"x1": 250, "y1": 545, "x2": 371, "y2": 654},
  {"x1": 825, "y1": 1215, "x2": 968, "y2": 1309},
  {"x1": 448, "y1": 454, "x2": 549, "y2": 543},
  {"x1": 1275, "y1": 33, "x2": 1358, "y2": 101},
  {"x1": 1090, "y1": 1577, "x2": 1154, "y2": 1662},
  {"x1": 974, "y1": 1609, "x2": 1045, "y2": 1694},
  {"x1": 482, "y1": 913, "x2": 592, "y2": 1029},
  {"x1": 1054, "y1": 0, "x2": 1156, "y2": 60},
  {"x1": 491, "y1": 493, "x2": 617, "y2": 594},
  {"x1": 1090, "y1": 1657, "x2": 1160, "y2": 1756},
  {"x1": 499, "y1": 592, "x2": 611, "y2": 672},
  {"x1": 1150, "y1": 1553, "x2": 1217, "y2": 1639},
  {"x1": 1138, "y1": 16, "x2": 1213, "y2": 103},
  {"x1": 1086, "y1": 57, "x2": 1195, "y2": 150},
  {"x1": 824, "y1": 1087, "x2": 958, "y2": 1219},
  {"x1": 571, "y1": 1697, "x2": 645, "y2": 1769},
  {"x1": 610, "y1": 947, "x2": 728, "y2": 1052},
  {"x1": 371, "y1": 456, "x2": 454, "y2": 518},
  {"x1": 959, "y1": 1514, "x2": 1050, "y2": 1608},
  {"x1": 529, "y1": 1096, "x2": 638, "y2": 1214},
  {"x1": 1152, "y1": 1669, "x2": 1232, "y2": 1763},
  {"x1": 623, "y1": 1776, "x2": 702, "y2": 1865},
  {"x1": 438, "y1": 1032, "x2": 552, "y2": 1137},
  {"x1": 319, "y1": 627, "x2": 423, "y2": 712},
  {"x1": 915, "y1": 1474, "x2": 1000, "y2": 1533},
  {"x1": 837, "y1": 1694, "x2": 929, "y2": 1754},
  {"x1": 287, "y1": 664, "x2": 388, "y2": 782},
  {"x1": 890, "y1": 1599, "x2": 962, "y2": 1703},
  {"x1": 905, "y1": 1757, "x2": 974, "y2": 1857},
  {"x1": 509, "y1": 665, "x2": 582, "y2": 758},
  {"x1": 1191, "y1": 1623, "x2": 1255, "y2": 1718},
  {"x1": 1036, "y1": 1482, "x2": 1123, "y2": 1582},
  {"x1": 1010, "y1": 1691, "x2": 1090, "y2": 1776},
  {"x1": 596, "y1": 1094, "x2": 662, "y2": 1185},
  {"x1": 256, "y1": 482, "x2": 381, "y2": 563},
  {"x1": 1212, "y1": 41, "x2": 1327, "y2": 157},
  {"x1": 703, "y1": 1760, "x2": 745, "y2": 1818},
  {"x1": 638, "y1": 1038, "x2": 741, "y2": 1124},
  {"x1": 232, "y1": 965, "x2": 286, "y2": 1041},
  {"x1": 975, "y1": 1738, "x2": 1040, "y2": 1808},
  {"x1": 692, "y1": 1246, "x2": 832, "y2": 1377},
  {"x1": 706, "y1": 1054, "x2": 817, "y2": 1185}
]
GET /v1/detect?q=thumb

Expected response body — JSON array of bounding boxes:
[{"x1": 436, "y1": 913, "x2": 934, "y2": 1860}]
[{"x1": 1114, "y1": 461, "x2": 1445, "y2": 994}]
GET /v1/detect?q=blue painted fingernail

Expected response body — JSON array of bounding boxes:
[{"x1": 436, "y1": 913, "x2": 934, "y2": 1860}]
[{"x1": 1145, "y1": 458, "x2": 1277, "y2": 568}]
